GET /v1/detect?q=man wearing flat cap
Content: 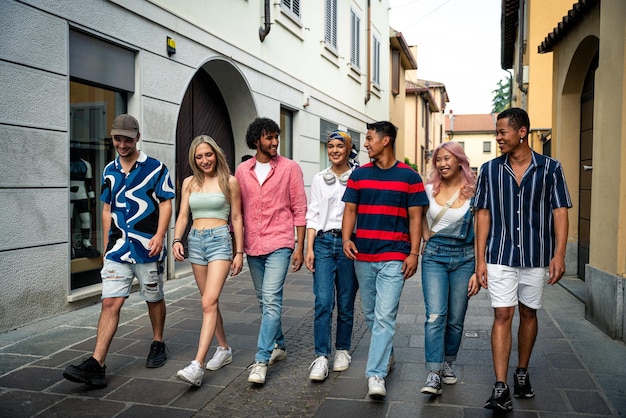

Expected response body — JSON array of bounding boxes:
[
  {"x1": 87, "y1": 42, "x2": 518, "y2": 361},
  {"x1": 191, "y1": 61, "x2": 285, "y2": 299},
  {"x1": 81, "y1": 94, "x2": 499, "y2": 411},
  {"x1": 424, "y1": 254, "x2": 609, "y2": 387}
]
[{"x1": 64, "y1": 114, "x2": 175, "y2": 387}]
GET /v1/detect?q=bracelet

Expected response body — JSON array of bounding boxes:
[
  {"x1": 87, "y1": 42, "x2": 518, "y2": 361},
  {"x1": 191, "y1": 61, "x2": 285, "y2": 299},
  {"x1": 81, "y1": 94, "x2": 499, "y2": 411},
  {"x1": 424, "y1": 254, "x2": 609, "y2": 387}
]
[
  {"x1": 235, "y1": 251, "x2": 244, "y2": 255},
  {"x1": 342, "y1": 239, "x2": 352, "y2": 244},
  {"x1": 172, "y1": 238, "x2": 182, "y2": 244},
  {"x1": 409, "y1": 252, "x2": 419, "y2": 257}
]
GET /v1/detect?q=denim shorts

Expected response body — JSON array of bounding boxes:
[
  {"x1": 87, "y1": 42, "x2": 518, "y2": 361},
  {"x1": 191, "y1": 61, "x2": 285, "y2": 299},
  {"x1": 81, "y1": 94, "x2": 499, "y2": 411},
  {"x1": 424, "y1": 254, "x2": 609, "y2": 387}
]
[
  {"x1": 101, "y1": 259, "x2": 164, "y2": 302},
  {"x1": 187, "y1": 225, "x2": 233, "y2": 265}
]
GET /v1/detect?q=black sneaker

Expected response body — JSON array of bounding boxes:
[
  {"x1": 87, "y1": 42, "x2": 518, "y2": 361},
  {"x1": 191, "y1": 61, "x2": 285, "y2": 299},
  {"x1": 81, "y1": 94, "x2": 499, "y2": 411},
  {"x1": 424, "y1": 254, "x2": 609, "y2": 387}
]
[
  {"x1": 63, "y1": 356, "x2": 106, "y2": 387},
  {"x1": 484, "y1": 382, "x2": 513, "y2": 411},
  {"x1": 514, "y1": 370, "x2": 535, "y2": 398},
  {"x1": 145, "y1": 341, "x2": 167, "y2": 368}
]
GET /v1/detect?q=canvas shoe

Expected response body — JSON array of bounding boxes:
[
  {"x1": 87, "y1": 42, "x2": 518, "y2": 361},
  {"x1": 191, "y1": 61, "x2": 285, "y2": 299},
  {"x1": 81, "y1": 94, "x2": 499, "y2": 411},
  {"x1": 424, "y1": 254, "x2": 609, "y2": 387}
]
[
  {"x1": 309, "y1": 356, "x2": 329, "y2": 381},
  {"x1": 176, "y1": 360, "x2": 204, "y2": 386},
  {"x1": 367, "y1": 376, "x2": 387, "y2": 398},
  {"x1": 206, "y1": 346, "x2": 233, "y2": 371},
  {"x1": 63, "y1": 356, "x2": 106, "y2": 387},
  {"x1": 484, "y1": 382, "x2": 513, "y2": 411},
  {"x1": 269, "y1": 344, "x2": 287, "y2": 365},
  {"x1": 247, "y1": 362, "x2": 267, "y2": 384},
  {"x1": 514, "y1": 369, "x2": 535, "y2": 398},
  {"x1": 333, "y1": 350, "x2": 351, "y2": 372},
  {"x1": 420, "y1": 372, "x2": 443, "y2": 395},
  {"x1": 442, "y1": 361, "x2": 458, "y2": 384},
  {"x1": 145, "y1": 341, "x2": 167, "y2": 368}
]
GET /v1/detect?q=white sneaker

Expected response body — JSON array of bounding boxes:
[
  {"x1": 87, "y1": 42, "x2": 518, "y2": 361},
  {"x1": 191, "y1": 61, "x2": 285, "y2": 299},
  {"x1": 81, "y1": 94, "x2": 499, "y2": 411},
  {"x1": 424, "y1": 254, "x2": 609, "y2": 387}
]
[
  {"x1": 176, "y1": 360, "x2": 204, "y2": 386},
  {"x1": 442, "y1": 361, "x2": 457, "y2": 384},
  {"x1": 269, "y1": 344, "x2": 287, "y2": 365},
  {"x1": 206, "y1": 346, "x2": 232, "y2": 371},
  {"x1": 309, "y1": 356, "x2": 329, "y2": 381},
  {"x1": 333, "y1": 350, "x2": 351, "y2": 372},
  {"x1": 367, "y1": 376, "x2": 386, "y2": 397},
  {"x1": 247, "y1": 362, "x2": 267, "y2": 384}
]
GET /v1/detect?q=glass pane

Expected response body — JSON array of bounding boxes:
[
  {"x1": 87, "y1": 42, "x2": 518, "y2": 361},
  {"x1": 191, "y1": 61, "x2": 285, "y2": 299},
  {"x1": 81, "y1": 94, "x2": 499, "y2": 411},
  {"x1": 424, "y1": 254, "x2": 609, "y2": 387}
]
[{"x1": 70, "y1": 80, "x2": 125, "y2": 290}]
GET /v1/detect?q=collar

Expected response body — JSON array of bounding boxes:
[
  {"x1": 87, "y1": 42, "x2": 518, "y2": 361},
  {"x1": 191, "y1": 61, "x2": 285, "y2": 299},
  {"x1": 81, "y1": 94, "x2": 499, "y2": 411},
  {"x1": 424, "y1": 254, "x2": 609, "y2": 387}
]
[{"x1": 114, "y1": 150, "x2": 148, "y2": 171}]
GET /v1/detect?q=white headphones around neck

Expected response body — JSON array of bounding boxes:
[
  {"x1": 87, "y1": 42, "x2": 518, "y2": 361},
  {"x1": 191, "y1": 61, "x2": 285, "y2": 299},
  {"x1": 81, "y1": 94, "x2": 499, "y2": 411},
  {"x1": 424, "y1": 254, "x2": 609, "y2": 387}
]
[{"x1": 323, "y1": 168, "x2": 350, "y2": 185}]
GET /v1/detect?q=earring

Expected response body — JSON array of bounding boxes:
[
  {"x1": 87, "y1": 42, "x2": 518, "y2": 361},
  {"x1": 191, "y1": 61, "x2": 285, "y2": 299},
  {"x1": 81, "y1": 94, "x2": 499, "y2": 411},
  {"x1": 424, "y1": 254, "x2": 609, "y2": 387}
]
[{"x1": 520, "y1": 136, "x2": 524, "y2": 144}]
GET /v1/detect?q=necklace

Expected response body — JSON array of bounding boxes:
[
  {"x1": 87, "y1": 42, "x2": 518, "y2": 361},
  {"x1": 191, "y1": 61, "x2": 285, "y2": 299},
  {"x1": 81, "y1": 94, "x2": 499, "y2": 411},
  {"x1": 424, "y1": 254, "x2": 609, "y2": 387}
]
[{"x1": 511, "y1": 151, "x2": 532, "y2": 163}]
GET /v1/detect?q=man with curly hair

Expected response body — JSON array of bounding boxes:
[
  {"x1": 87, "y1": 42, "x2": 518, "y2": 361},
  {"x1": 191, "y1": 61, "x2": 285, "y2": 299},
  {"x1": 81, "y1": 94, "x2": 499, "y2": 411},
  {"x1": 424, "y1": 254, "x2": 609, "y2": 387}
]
[{"x1": 235, "y1": 117, "x2": 307, "y2": 385}]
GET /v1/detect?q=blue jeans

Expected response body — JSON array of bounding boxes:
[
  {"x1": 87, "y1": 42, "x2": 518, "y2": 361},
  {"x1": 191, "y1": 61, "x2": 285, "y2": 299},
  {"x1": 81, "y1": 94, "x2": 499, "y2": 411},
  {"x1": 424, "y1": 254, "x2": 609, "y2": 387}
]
[
  {"x1": 421, "y1": 243, "x2": 474, "y2": 371},
  {"x1": 354, "y1": 260, "x2": 405, "y2": 378},
  {"x1": 247, "y1": 248, "x2": 292, "y2": 363},
  {"x1": 312, "y1": 232, "x2": 358, "y2": 357}
]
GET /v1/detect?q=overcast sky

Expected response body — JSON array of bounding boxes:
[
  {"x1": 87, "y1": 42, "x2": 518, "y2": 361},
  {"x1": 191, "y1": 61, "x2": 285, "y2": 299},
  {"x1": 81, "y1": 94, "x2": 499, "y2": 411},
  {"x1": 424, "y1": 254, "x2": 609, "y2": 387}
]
[{"x1": 389, "y1": 0, "x2": 506, "y2": 115}]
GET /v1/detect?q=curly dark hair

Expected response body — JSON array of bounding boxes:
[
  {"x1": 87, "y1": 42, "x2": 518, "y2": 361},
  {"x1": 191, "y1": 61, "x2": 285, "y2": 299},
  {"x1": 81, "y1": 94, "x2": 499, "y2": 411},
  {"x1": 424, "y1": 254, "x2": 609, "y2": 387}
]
[
  {"x1": 245, "y1": 117, "x2": 281, "y2": 150},
  {"x1": 366, "y1": 121, "x2": 398, "y2": 146},
  {"x1": 497, "y1": 108, "x2": 530, "y2": 131}
]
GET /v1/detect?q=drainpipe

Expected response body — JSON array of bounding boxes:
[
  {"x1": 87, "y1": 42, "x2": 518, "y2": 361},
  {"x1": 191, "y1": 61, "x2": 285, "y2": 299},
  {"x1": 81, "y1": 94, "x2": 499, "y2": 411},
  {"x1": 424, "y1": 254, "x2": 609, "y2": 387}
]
[
  {"x1": 516, "y1": 0, "x2": 528, "y2": 94},
  {"x1": 259, "y1": 0, "x2": 271, "y2": 42},
  {"x1": 364, "y1": 0, "x2": 372, "y2": 104}
]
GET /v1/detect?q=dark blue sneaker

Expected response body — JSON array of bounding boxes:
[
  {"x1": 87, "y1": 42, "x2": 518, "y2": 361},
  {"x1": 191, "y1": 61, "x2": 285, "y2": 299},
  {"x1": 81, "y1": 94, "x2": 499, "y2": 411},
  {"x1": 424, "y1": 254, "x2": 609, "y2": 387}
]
[
  {"x1": 484, "y1": 381, "x2": 513, "y2": 411},
  {"x1": 145, "y1": 341, "x2": 167, "y2": 368},
  {"x1": 63, "y1": 356, "x2": 106, "y2": 387}
]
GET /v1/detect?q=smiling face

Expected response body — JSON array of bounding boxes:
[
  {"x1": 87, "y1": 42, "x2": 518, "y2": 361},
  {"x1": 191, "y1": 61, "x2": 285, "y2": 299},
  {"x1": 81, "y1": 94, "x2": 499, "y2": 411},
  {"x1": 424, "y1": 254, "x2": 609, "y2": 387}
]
[
  {"x1": 495, "y1": 117, "x2": 527, "y2": 155},
  {"x1": 256, "y1": 131, "x2": 279, "y2": 162},
  {"x1": 194, "y1": 142, "x2": 217, "y2": 176},
  {"x1": 112, "y1": 134, "x2": 140, "y2": 159},
  {"x1": 364, "y1": 129, "x2": 387, "y2": 161},
  {"x1": 327, "y1": 139, "x2": 349, "y2": 168},
  {"x1": 435, "y1": 148, "x2": 461, "y2": 180}
]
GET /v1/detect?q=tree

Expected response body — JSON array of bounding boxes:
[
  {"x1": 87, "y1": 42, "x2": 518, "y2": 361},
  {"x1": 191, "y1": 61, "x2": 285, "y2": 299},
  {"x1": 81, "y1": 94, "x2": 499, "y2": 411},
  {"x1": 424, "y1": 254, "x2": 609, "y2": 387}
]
[{"x1": 492, "y1": 77, "x2": 511, "y2": 113}]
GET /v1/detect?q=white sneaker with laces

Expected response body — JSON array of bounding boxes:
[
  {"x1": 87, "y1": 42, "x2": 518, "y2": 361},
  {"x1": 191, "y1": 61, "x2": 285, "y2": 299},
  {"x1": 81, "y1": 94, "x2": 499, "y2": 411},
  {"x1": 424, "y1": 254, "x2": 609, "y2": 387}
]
[
  {"x1": 206, "y1": 346, "x2": 233, "y2": 371},
  {"x1": 247, "y1": 362, "x2": 267, "y2": 384},
  {"x1": 333, "y1": 350, "x2": 351, "y2": 372},
  {"x1": 309, "y1": 356, "x2": 329, "y2": 381},
  {"x1": 176, "y1": 360, "x2": 204, "y2": 386},
  {"x1": 367, "y1": 376, "x2": 386, "y2": 397},
  {"x1": 269, "y1": 344, "x2": 287, "y2": 365},
  {"x1": 442, "y1": 361, "x2": 457, "y2": 384}
]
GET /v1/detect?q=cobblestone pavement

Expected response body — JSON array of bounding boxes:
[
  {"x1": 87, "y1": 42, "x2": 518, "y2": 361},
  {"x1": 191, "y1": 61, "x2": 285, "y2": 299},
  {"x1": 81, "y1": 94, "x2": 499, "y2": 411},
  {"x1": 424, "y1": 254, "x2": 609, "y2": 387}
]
[{"x1": 0, "y1": 260, "x2": 625, "y2": 417}]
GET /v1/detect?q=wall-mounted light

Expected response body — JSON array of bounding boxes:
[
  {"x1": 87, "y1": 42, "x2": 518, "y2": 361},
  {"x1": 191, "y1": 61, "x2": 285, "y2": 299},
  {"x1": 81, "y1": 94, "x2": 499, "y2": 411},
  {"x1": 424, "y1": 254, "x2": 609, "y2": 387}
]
[{"x1": 166, "y1": 36, "x2": 176, "y2": 56}]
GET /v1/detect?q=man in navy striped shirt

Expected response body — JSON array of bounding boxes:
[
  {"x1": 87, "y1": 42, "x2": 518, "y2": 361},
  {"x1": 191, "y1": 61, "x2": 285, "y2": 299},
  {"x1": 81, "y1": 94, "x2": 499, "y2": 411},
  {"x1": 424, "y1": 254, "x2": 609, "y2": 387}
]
[
  {"x1": 475, "y1": 108, "x2": 572, "y2": 412},
  {"x1": 342, "y1": 121, "x2": 428, "y2": 399}
]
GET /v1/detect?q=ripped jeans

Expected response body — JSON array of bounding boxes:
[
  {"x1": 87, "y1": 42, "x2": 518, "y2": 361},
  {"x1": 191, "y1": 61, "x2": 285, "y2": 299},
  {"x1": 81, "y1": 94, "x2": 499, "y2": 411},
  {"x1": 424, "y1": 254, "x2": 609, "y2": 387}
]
[
  {"x1": 101, "y1": 259, "x2": 164, "y2": 302},
  {"x1": 421, "y1": 243, "x2": 474, "y2": 371}
]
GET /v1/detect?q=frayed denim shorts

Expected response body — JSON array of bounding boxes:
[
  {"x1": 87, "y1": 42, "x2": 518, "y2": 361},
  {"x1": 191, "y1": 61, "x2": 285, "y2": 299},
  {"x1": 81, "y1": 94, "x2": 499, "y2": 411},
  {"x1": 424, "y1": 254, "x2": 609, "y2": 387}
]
[
  {"x1": 101, "y1": 259, "x2": 164, "y2": 302},
  {"x1": 187, "y1": 224, "x2": 233, "y2": 265}
]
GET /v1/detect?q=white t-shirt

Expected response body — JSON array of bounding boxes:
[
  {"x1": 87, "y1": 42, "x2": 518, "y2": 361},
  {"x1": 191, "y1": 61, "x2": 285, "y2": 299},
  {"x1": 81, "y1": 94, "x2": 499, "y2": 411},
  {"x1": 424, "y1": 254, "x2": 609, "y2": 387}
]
[
  {"x1": 425, "y1": 184, "x2": 470, "y2": 233},
  {"x1": 254, "y1": 160, "x2": 271, "y2": 185}
]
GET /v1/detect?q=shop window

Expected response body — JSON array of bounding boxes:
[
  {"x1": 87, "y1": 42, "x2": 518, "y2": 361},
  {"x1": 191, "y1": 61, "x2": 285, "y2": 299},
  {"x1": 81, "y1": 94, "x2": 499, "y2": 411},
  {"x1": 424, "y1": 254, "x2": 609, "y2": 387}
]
[{"x1": 69, "y1": 30, "x2": 133, "y2": 291}]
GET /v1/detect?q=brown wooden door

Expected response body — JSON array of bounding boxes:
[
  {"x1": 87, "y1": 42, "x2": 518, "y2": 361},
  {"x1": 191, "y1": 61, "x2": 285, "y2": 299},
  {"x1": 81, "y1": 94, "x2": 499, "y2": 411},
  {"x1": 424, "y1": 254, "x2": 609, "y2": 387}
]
[{"x1": 175, "y1": 68, "x2": 235, "y2": 252}]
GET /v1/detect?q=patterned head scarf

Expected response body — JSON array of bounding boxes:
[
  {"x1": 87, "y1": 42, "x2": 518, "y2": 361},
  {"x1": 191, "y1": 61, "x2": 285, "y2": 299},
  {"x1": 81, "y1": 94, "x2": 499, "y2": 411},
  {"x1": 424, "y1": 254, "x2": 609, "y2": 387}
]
[{"x1": 328, "y1": 130, "x2": 360, "y2": 169}]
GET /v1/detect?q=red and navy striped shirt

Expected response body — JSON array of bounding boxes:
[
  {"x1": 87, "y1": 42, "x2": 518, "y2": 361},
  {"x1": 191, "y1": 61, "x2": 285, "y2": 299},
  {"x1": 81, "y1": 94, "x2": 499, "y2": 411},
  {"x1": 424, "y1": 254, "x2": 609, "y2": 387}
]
[
  {"x1": 474, "y1": 152, "x2": 572, "y2": 267},
  {"x1": 342, "y1": 161, "x2": 428, "y2": 262}
]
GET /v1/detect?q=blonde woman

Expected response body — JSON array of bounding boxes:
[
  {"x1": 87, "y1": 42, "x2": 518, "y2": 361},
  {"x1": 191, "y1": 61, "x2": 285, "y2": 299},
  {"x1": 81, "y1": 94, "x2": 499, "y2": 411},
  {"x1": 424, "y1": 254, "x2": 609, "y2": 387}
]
[{"x1": 174, "y1": 135, "x2": 243, "y2": 386}]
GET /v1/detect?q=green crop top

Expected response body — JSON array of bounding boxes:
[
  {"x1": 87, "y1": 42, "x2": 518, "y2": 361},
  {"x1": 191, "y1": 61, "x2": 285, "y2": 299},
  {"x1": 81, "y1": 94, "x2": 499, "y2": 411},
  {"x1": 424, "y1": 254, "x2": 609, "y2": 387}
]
[{"x1": 189, "y1": 192, "x2": 230, "y2": 221}]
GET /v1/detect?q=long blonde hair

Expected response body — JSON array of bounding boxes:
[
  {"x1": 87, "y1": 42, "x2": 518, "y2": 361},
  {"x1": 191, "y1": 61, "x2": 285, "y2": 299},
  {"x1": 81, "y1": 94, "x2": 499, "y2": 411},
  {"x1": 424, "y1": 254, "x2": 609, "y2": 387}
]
[{"x1": 187, "y1": 135, "x2": 232, "y2": 203}]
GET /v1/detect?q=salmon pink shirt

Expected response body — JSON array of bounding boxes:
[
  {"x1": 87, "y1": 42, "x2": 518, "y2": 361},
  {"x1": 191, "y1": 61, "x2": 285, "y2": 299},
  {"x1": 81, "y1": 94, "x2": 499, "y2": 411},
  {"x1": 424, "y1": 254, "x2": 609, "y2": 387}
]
[{"x1": 235, "y1": 154, "x2": 307, "y2": 256}]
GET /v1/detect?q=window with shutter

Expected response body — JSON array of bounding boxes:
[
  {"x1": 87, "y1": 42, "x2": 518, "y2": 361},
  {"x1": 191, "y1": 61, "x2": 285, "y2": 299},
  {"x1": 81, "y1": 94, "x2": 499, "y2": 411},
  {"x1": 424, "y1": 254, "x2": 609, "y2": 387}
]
[
  {"x1": 324, "y1": 0, "x2": 337, "y2": 50},
  {"x1": 281, "y1": 0, "x2": 301, "y2": 19},
  {"x1": 373, "y1": 36, "x2": 381, "y2": 86},
  {"x1": 350, "y1": 9, "x2": 360, "y2": 70},
  {"x1": 391, "y1": 50, "x2": 400, "y2": 95}
]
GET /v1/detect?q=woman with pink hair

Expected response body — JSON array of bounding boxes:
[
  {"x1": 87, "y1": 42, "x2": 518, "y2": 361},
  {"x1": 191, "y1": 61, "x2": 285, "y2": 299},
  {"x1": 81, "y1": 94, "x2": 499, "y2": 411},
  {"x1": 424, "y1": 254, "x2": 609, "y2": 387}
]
[{"x1": 419, "y1": 141, "x2": 481, "y2": 396}]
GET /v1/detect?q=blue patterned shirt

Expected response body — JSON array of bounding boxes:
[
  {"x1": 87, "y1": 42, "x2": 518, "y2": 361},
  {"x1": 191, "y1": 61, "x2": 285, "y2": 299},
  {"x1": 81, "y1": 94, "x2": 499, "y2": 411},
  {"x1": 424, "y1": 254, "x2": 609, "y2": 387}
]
[
  {"x1": 474, "y1": 152, "x2": 572, "y2": 267},
  {"x1": 101, "y1": 151, "x2": 175, "y2": 263}
]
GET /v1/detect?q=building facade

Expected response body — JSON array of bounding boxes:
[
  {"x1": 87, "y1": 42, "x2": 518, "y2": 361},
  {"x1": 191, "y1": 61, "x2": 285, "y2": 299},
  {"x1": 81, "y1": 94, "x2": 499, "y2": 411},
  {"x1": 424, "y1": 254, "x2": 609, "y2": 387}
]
[
  {"x1": 538, "y1": 0, "x2": 626, "y2": 342},
  {"x1": 0, "y1": 0, "x2": 392, "y2": 331},
  {"x1": 444, "y1": 112, "x2": 498, "y2": 172}
]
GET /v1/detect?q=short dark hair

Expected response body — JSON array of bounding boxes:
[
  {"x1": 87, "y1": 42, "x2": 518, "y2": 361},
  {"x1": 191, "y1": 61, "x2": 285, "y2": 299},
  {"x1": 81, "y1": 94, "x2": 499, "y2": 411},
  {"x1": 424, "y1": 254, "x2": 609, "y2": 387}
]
[
  {"x1": 366, "y1": 121, "x2": 397, "y2": 145},
  {"x1": 497, "y1": 108, "x2": 530, "y2": 131},
  {"x1": 245, "y1": 117, "x2": 281, "y2": 150}
]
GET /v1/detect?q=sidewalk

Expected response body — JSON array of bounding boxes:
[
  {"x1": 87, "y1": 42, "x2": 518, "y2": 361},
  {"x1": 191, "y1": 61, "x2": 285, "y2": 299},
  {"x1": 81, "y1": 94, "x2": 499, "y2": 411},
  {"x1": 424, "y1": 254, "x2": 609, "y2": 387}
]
[{"x1": 0, "y1": 263, "x2": 624, "y2": 417}]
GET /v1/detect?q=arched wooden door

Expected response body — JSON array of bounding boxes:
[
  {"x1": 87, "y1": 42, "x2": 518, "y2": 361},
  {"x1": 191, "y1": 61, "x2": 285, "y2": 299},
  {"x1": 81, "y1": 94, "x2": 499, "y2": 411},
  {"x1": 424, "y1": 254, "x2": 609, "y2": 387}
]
[
  {"x1": 175, "y1": 68, "x2": 235, "y2": 252},
  {"x1": 577, "y1": 53, "x2": 598, "y2": 280}
]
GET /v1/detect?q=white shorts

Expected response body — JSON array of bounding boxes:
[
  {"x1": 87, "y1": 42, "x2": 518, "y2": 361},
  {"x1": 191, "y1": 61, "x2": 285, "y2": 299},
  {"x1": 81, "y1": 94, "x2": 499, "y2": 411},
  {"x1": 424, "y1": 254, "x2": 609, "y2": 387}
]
[{"x1": 486, "y1": 264, "x2": 548, "y2": 309}]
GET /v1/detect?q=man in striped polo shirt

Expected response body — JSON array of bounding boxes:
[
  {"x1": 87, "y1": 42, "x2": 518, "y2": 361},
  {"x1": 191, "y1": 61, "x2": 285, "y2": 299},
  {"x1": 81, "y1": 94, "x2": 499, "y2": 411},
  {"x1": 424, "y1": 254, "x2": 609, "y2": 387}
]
[
  {"x1": 342, "y1": 121, "x2": 428, "y2": 399},
  {"x1": 475, "y1": 108, "x2": 572, "y2": 412}
]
